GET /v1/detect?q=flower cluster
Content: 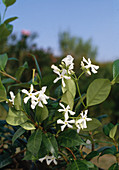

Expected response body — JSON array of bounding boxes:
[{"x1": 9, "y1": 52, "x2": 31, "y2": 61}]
[
  {"x1": 22, "y1": 84, "x2": 49, "y2": 109},
  {"x1": 51, "y1": 55, "x2": 74, "y2": 87},
  {"x1": 81, "y1": 57, "x2": 99, "y2": 75},
  {"x1": 39, "y1": 155, "x2": 58, "y2": 165},
  {"x1": 57, "y1": 103, "x2": 92, "y2": 133}
]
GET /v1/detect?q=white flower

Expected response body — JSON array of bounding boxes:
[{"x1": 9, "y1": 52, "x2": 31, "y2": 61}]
[
  {"x1": 62, "y1": 55, "x2": 74, "y2": 67},
  {"x1": 58, "y1": 103, "x2": 75, "y2": 120},
  {"x1": 22, "y1": 84, "x2": 36, "y2": 104},
  {"x1": 51, "y1": 64, "x2": 61, "y2": 74},
  {"x1": 39, "y1": 155, "x2": 58, "y2": 165},
  {"x1": 81, "y1": 57, "x2": 99, "y2": 75},
  {"x1": 31, "y1": 86, "x2": 49, "y2": 109},
  {"x1": 76, "y1": 110, "x2": 92, "y2": 129},
  {"x1": 62, "y1": 55, "x2": 74, "y2": 74},
  {"x1": 75, "y1": 120, "x2": 81, "y2": 133},
  {"x1": 53, "y1": 69, "x2": 70, "y2": 87},
  {"x1": 57, "y1": 118, "x2": 75, "y2": 131},
  {"x1": 8, "y1": 91, "x2": 15, "y2": 105}
]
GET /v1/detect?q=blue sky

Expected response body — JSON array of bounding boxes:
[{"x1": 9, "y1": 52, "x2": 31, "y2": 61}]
[{"x1": 1, "y1": 0, "x2": 119, "y2": 62}]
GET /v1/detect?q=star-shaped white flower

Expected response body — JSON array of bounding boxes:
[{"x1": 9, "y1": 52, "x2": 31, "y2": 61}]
[
  {"x1": 62, "y1": 55, "x2": 74, "y2": 67},
  {"x1": 57, "y1": 118, "x2": 75, "y2": 131},
  {"x1": 53, "y1": 69, "x2": 71, "y2": 87},
  {"x1": 22, "y1": 84, "x2": 36, "y2": 104},
  {"x1": 8, "y1": 91, "x2": 15, "y2": 105},
  {"x1": 51, "y1": 64, "x2": 61, "y2": 74},
  {"x1": 81, "y1": 57, "x2": 99, "y2": 75},
  {"x1": 76, "y1": 110, "x2": 92, "y2": 129},
  {"x1": 39, "y1": 155, "x2": 58, "y2": 165},
  {"x1": 58, "y1": 103, "x2": 75, "y2": 120},
  {"x1": 31, "y1": 86, "x2": 49, "y2": 109}
]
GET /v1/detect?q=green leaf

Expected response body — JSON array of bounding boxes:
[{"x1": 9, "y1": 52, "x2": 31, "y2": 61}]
[
  {"x1": 80, "y1": 160, "x2": 94, "y2": 168},
  {"x1": 36, "y1": 105, "x2": 48, "y2": 123},
  {"x1": 0, "y1": 156, "x2": 12, "y2": 168},
  {"x1": 2, "y1": 78, "x2": 15, "y2": 84},
  {"x1": 15, "y1": 61, "x2": 28, "y2": 81},
  {"x1": 31, "y1": 54, "x2": 42, "y2": 80},
  {"x1": 42, "y1": 133, "x2": 58, "y2": 157},
  {"x1": 12, "y1": 127, "x2": 25, "y2": 144},
  {"x1": 23, "y1": 150, "x2": 36, "y2": 161},
  {"x1": 2, "y1": 0, "x2": 16, "y2": 7},
  {"x1": 82, "y1": 118, "x2": 102, "y2": 131},
  {"x1": 58, "y1": 129, "x2": 85, "y2": 147},
  {"x1": 109, "y1": 124, "x2": 118, "y2": 140},
  {"x1": 6, "y1": 107, "x2": 28, "y2": 126},
  {"x1": 87, "y1": 79, "x2": 111, "y2": 106},
  {"x1": 66, "y1": 160, "x2": 88, "y2": 170},
  {"x1": 0, "y1": 23, "x2": 11, "y2": 41},
  {"x1": 0, "y1": 53, "x2": 8, "y2": 71},
  {"x1": 4, "y1": 17, "x2": 18, "y2": 24},
  {"x1": 27, "y1": 129, "x2": 42, "y2": 156},
  {"x1": 99, "y1": 148, "x2": 115, "y2": 158},
  {"x1": 61, "y1": 90, "x2": 74, "y2": 110},
  {"x1": 109, "y1": 163, "x2": 119, "y2": 170},
  {"x1": 85, "y1": 151, "x2": 99, "y2": 161},
  {"x1": 0, "y1": 78, "x2": 7, "y2": 102},
  {"x1": 14, "y1": 92, "x2": 21, "y2": 110},
  {"x1": 103, "y1": 123, "x2": 114, "y2": 137},
  {"x1": 113, "y1": 59, "x2": 119, "y2": 83},
  {"x1": 6, "y1": 24, "x2": 13, "y2": 34},
  {"x1": 20, "y1": 121, "x2": 36, "y2": 130},
  {"x1": 62, "y1": 79, "x2": 76, "y2": 98}
]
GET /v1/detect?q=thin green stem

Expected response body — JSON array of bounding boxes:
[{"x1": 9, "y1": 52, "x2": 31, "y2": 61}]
[
  {"x1": 78, "y1": 71, "x2": 84, "y2": 80},
  {"x1": 2, "y1": 7, "x2": 7, "y2": 22},
  {"x1": 75, "y1": 78, "x2": 86, "y2": 108}
]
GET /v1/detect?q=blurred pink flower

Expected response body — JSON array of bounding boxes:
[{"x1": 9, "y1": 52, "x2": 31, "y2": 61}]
[{"x1": 21, "y1": 30, "x2": 30, "y2": 36}]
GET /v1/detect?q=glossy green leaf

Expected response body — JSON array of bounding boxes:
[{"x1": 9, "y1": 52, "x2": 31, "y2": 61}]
[
  {"x1": 20, "y1": 121, "x2": 36, "y2": 130},
  {"x1": 113, "y1": 59, "x2": 119, "y2": 83},
  {"x1": 62, "y1": 79, "x2": 76, "y2": 98},
  {"x1": 15, "y1": 61, "x2": 28, "y2": 80},
  {"x1": 82, "y1": 118, "x2": 102, "y2": 131},
  {"x1": 31, "y1": 54, "x2": 42, "y2": 80},
  {"x1": 103, "y1": 123, "x2": 114, "y2": 137},
  {"x1": 109, "y1": 163, "x2": 119, "y2": 170},
  {"x1": 58, "y1": 129, "x2": 85, "y2": 147},
  {"x1": 0, "y1": 23, "x2": 11, "y2": 40},
  {"x1": 42, "y1": 133, "x2": 58, "y2": 157},
  {"x1": 14, "y1": 92, "x2": 21, "y2": 110},
  {"x1": 66, "y1": 160, "x2": 88, "y2": 170},
  {"x1": 23, "y1": 150, "x2": 36, "y2": 161},
  {"x1": 6, "y1": 24, "x2": 13, "y2": 34},
  {"x1": 0, "y1": 78, "x2": 7, "y2": 102},
  {"x1": 85, "y1": 151, "x2": 99, "y2": 161},
  {"x1": 12, "y1": 127, "x2": 25, "y2": 144},
  {"x1": 6, "y1": 107, "x2": 28, "y2": 126},
  {"x1": 4, "y1": 17, "x2": 18, "y2": 24},
  {"x1": 2, "y1": 0, "x2": 16, "y2": 7},
  {"x1": 99, "y1": 148, "x2": 115, "y2": 158},
  {"x1": 2, "y1": 78, "x2": 15, "y2": 84},
  {"x1": 27, "y1": 129, "x2": 42, "y2": 156},
  {"x1": 80, "y1": 160, "x2": 94, "y2": 168},
  {"x1": 87, "y1": 79, "x2": 111, "y2": 106},
  {"x1": 0, "y1": 53, "x2": 8, "y2": 71},
  {"x1": 0, "y1": 156, "x2": 12, "y2": 168},
  {"x1": 109, "y1": 124, "x2": 118, "y2": 140},
  {"x1": 61, "y1": 90, "x2": 74, "y2": 110},
  {"x1": 36, "y1": 105, "x2": 48, "y2": 123}
]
